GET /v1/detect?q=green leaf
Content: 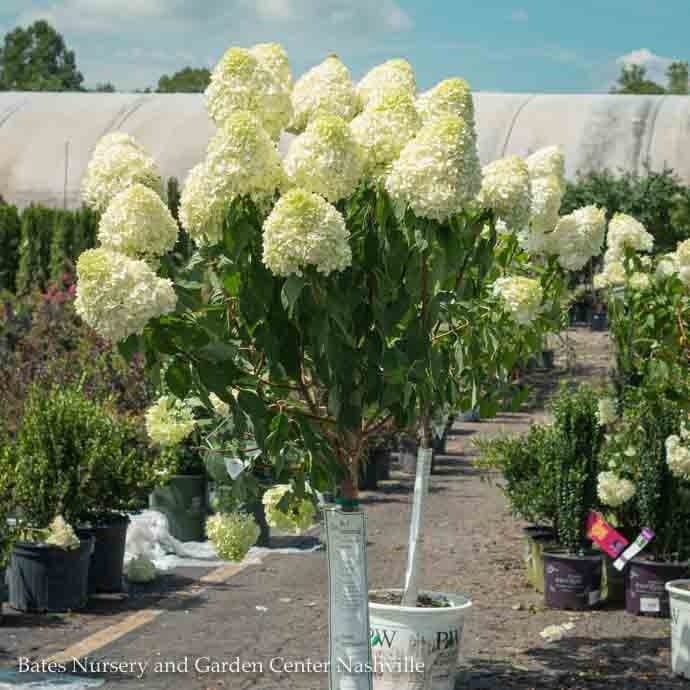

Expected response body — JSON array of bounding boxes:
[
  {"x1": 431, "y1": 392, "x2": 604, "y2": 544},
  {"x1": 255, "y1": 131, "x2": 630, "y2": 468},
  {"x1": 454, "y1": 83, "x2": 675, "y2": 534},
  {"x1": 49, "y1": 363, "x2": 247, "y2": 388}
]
[
  {"x1": 197, "y1": 359, "x2": 240, "y2": 399},
  {"x1": 281, "y1": 275, "x2": 305, "y2": 317},
  {"x1": 165, "y1": 359, "x2": 193, "y2": 398}
]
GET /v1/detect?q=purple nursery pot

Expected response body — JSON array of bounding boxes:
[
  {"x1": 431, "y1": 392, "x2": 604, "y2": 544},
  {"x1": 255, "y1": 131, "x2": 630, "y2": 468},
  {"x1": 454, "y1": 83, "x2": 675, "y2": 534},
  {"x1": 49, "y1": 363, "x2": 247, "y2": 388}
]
[
  {"x1": 625, "y1": 559, "x2": 690, "y2": 618},
  {"x1": 544, "y1": 550, "x2": 603, "y2": 610}
]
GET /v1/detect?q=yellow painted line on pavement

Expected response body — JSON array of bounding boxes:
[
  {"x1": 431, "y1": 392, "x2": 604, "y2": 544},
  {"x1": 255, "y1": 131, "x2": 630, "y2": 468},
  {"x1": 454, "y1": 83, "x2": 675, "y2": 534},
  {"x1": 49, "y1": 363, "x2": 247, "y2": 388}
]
[{"x1": 46, "y1": 559, "x2": 256, "y2": 664}]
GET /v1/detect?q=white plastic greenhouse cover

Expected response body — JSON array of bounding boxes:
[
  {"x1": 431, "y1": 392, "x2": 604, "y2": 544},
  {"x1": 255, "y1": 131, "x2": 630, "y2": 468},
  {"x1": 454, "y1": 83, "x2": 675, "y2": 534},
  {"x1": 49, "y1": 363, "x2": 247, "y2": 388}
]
[{"x1": 0, "y1": 91, "x2": 689, "y2": 209}]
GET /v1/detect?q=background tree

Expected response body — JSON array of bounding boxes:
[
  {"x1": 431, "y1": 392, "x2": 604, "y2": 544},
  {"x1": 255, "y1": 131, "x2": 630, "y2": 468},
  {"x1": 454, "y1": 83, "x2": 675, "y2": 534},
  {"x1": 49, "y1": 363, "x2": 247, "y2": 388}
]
[
  {"x1": 93, "y1": 82, "x2": 116, "y2": 93},
  {"x1": 157, "y1": 67, "x2": 211, "y2": 93},
  {"x1": 610, "y1": 64, "x2": 665, "y2": 95},
  {"x1": 0, "y1": 21, "x2": 83, "y2": 91},
  {"x1": 666, "y1": 60, "x2": 689, "y2": 95}
]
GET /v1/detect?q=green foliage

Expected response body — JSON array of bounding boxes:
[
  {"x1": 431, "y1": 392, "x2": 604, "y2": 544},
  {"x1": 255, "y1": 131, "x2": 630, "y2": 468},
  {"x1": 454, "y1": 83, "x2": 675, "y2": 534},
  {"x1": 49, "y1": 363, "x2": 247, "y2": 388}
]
[
  {"x1": 17, "y1": 206, "x2": 52, "y2": 293},
  {"x1": 0, "y1": 203, "x2": 20, "y2": 292},
  {"x1": 616, "y1": 387, "x2": 690, "y2": 561},
  {"x1": 157, "y1": 67, "x2": 211, "y2": 93},
  {"x1": 0, "y1": 428, "x2": 11, "y2": 568},
  {"x1": 562, "y1": 169, "x2": 690, "y2": 254},
  {"x1": 49, "y1": 210, "x2": 77, "y2": 283},
  {"x1": 0, "y1": 21, "x2": 83, "y2": 91},
  {"x1": 609, "y1": 61, "x2": 689, "y2": 96},
  {"x1": 140, "y1": 186, "x2": 571, "y2": 495},
  {"x1": 475, "y1": 424, "x2": 562, "y2": 525},
  {"x1": 477, "y1": 384, "x2": 604, "y2": 552},
  {"x1": 551, "y1": 384, "x2": 604, "y2": 551},
  {"x1": 0, "y1": 285, "x2": 153, "y2": 433},
  {"x1": 7, "y1": 385, "x2": 158, "y2": 528},
  {"x1": 667, "y1": 61, "x2": 690, "y2": 95}
]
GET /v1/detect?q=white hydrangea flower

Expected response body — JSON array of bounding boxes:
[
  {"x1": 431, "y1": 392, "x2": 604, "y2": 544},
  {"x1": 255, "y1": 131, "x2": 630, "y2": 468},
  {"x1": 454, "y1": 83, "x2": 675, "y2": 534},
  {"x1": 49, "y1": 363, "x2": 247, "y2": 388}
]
[
  {"x1": 550, "y1": 205, "x2": 606, "y2": 271},
  {"x1": 284, "y1": 114, "x2": 363, "y2": 202},
  {"x1": 127, "y1": 555, "x2": 157, "y2": 583},
  {"x1": 666, "y1": 435, "x2": 690, "y2": 479},
  {"x1": 262, "y1": 485, "x2": 316, "y2": 534},
  {"x1": 205, "y1": 111, "x2": 286, "y2": 208},
  {"x1": 597, "y1": 397, "x2": 618, "y2": 426},
  {"x1": 207, "y1": 513, "x2": 260, "y2": 561},
  {"x1": 205, "y1": 46, "x2": 292, "y2": 139},
  {"x1": 477, "y1": 156, "x2": 532, "y2": 230},
  {"x1": 357, "y1": 58, "x2": 416, "y2": 109},
  {"x1": 92, "y1": 132, "x2": 146, "y2": 154},
  {"x1": 262, "y1": 188, "x2": 351, "y2": 277},
  {"x1": 249, "y1": 42, "x2": 292, "y2": 89},
  {"x1": 597, "y1": 471, "x2": 636, "y2": 508},
  {"x1": 45, "y1": 516, "x2": 80, "y2": 550},
  {"x1": 529, "y1": 174, "x2": 563, "y2": 235},
  {"x1": 526, "y1": 146, "x2": 565, "y2": 183},
  {"x1": 98, "y1": 184, "x2": 179, "y2": 260},
  {"x1": 676, "y1": 239, "x2": 690, "y2": 287},
  {"x1": 75, "y1": 248, "x2": 177, "y2": 343},
  {"x1": 492, "y1": 276, "x2": 543, "y2": 325},
  {"x1": 416, "y1": 78, "x2": 475, "y2": 127},
  {"x1": 385, "y1": 114, "x2": 481, "y2": 222},
  {"x1": 179, "y1": 163, "x2": 225, "y2": 245},
  {"x1": 594, "y1": 260, "x2": 626, "y2": 289},
  {"x1": 289, "y1": 56, "x2": 360, "y2": 134},
  {"x1": 210, "y1": 393, "x2": 230, "y2": 417},
  {"x1": 629, "y1": 271, "x2": 650, "y2": 290},
  {"x1": 606, "y1": 213, "x2": 654, "y2": 260},
  {"x1": 145, "y1": 396, "x2": 196, "y2": 447},
  {"x1": 82, "y1": 140, "x2": 162, "y2": 213},
  {"x1": 350, "y1": 89, "x2": 421, "y2": 176}
]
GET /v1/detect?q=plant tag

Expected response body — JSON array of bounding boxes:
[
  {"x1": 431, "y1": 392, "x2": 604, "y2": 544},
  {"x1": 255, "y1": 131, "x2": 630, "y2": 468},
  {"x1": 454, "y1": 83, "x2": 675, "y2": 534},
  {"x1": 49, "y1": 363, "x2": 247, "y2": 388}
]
[
  {"x1": 640, "y1": 597, "x2": 661, "y2": 614},
  {"x1": 324, "y1": 508, "x2": 373, "y2": 690},
  {"x1": 613, "y1": 528, "x2": 655, "y2": 572},
  {"x1": 224, "y1": 457, "x2": 245, "y2": 480},
  {"x1": 401, "y1": 447, "x2": 432, "y2": 607},
  {"x1": 585, "y1": 511, "x2": 629, "y2": 558}
]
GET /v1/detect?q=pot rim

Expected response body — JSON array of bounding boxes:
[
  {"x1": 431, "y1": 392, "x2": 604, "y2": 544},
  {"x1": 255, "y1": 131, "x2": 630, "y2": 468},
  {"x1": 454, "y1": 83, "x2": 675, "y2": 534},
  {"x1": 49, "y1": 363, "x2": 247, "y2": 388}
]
[
  {"x1": 543, "y1": 549, "x2": 602, "y2": 562},
  {"x1": 629, "y1": 558, "x2": 690, "y2": 570},
  {"x1": 666, "y1": 579, "x2": 690, "y2": 597},
  {"x1": 368, "y1": 588, "x2": 472, "y2": 614},
  {"x1": 12, "y1": 536, "x2": 94, "y2": 552}
]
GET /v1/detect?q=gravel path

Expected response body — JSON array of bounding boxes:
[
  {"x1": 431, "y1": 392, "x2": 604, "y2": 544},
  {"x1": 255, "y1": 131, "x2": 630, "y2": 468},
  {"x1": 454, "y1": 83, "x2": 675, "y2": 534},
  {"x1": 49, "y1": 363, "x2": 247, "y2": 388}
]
[{"x1": 1, "y1": 327, "x2": 678, "y2": 689}]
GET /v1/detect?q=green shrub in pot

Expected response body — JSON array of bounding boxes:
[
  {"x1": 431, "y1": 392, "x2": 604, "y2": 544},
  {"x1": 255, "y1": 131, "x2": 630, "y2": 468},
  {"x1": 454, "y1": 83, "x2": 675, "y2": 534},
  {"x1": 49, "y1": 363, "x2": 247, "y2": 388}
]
[{"x1": 6, "y1": 384, "x2": 161, "y2": 592}]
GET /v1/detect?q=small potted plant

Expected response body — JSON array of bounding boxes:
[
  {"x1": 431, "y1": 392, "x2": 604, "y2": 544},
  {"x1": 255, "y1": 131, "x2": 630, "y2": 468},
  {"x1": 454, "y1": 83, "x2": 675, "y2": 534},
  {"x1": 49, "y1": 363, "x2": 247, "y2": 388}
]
[
  {"x1": 540, "y1": 385, "x2": 605, "y2": 610},
  {"x1": 475, "y1": 423, "x2": 560, "y2": 592},
  {"x1": 7, "y1": 515, "x2": 93, "y2": 613},
  {"x1": 621, "y1": 393, "x2": 690, "y2": 618},
  {"x1": 5, "y1": 385, "x2": 157, "y2": 594},
  {"x1": 147, "y1": 396, "x2": 207, "y2": 542}
]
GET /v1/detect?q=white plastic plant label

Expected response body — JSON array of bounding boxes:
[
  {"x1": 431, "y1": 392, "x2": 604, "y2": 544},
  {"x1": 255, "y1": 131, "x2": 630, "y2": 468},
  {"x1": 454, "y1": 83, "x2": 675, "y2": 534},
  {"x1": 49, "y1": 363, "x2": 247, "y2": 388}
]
[
  {"x1": 640, "y1": 597, "x2": 661, "y2": 614},
  {"x1": 402, "y1": 448, "x2": 433, "y2": 607},
  {"x1": 325, "y1": 508, "x2": 373, "y2": 690},
  {"x1": 224, "y1": 457, "x2": 245, "y2": 480}
]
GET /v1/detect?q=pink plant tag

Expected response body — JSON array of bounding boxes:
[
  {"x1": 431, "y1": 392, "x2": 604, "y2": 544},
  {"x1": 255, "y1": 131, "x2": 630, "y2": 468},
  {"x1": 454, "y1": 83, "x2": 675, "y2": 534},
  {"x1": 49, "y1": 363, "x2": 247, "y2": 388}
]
[{"x1": 585, "y1": 511, "x2": 630, "y2": 559}]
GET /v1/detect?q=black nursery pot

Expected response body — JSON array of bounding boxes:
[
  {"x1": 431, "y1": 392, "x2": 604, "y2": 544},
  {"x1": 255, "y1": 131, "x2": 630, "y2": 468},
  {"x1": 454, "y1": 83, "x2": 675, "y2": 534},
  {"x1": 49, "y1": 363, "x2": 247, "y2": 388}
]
[
  {"x1": 625, "y1": 559, "x2": 690, "y2": 618},
  {"x1": 373, "y1": 447, "x2": 391, "y2": 481},
  {"x1": 247, "y1": 499, "x2": 271, "y2": 548},
  {"x1": 8, "y1": 537, "x2": 93, "y2": 613},
  {"x1": 359, "y1": 452, "x2": 379, "y2": 491},
  {"x1": 76, "y1": 514, "x2": 130, "y2": 594},
  {"x1": 543, "y1": 550, "x2": 603, "y2": 610},
  {"x1": 590, "y1": 312, "x2": 608, "y2": 331}
]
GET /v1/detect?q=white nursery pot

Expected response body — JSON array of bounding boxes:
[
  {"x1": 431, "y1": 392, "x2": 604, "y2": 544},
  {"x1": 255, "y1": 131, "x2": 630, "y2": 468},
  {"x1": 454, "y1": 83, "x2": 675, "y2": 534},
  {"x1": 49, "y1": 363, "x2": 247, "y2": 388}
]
[
  {"x1": 369, "y1": 589, "x2": 472, "y2": 690},
  {"x1": 667, "y1": 580, "x2": 690, "y2": 678}
]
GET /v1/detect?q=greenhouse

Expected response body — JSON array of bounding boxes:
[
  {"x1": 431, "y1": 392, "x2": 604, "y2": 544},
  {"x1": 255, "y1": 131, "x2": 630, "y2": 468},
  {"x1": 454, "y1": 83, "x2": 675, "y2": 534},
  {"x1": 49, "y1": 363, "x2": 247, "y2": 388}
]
[{"x1": 1, "y1": 91, "x2": 690, "y2": 208}]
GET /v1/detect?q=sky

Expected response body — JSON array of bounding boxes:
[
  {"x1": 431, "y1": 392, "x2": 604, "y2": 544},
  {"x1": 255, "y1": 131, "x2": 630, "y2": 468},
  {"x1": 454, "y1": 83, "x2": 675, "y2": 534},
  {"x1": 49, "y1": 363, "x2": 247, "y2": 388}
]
[{"x1": 0, "y1": 0, "x2": 687, "y2": 93}]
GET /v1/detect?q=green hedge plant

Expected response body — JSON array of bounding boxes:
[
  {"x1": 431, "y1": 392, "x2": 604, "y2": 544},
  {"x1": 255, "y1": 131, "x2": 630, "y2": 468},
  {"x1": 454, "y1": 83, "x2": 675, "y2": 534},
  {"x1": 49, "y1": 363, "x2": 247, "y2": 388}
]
[{"x1": 8, "y1": 385, "x2": 161, "y2": 528}]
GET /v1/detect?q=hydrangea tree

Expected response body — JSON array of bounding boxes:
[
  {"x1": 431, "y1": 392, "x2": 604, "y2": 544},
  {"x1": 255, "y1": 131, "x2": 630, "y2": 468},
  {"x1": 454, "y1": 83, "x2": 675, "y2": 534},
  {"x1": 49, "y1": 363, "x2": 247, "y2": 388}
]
[{"x1": 75, "y1": 44, "x2": 603, "y2": 550}]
